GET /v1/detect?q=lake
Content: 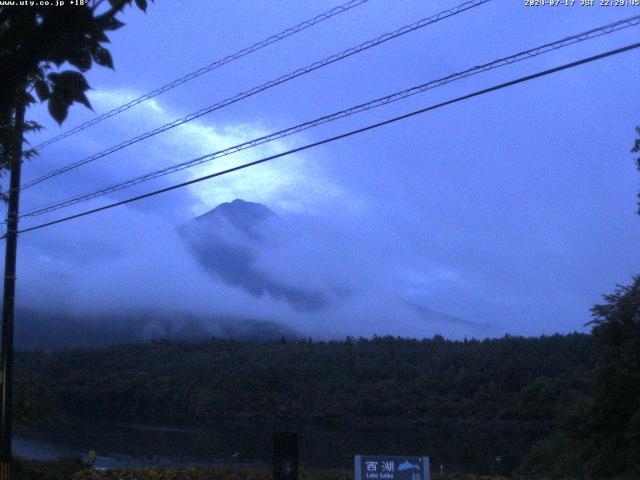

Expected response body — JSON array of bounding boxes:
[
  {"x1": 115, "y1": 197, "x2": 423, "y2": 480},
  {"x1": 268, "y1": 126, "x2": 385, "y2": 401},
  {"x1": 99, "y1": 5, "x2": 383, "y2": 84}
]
[{"x1": 14, "y1": 419, "x2": 542, "y2": 472}]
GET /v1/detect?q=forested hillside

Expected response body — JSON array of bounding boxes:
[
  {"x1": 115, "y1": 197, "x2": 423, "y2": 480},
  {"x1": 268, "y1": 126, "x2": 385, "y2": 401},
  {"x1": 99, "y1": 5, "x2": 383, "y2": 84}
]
[
  {"x1": 15, "y1": 334, "x2": 594, "y2": 429},
  {"x1": 13, "y1": 333, "x2": 597, "y2": 474}
]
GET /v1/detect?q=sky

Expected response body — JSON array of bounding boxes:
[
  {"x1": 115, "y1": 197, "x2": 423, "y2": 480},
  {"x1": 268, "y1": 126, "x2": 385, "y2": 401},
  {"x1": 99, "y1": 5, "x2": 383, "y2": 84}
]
[{"x1": 3, "y1": 0, "x2": 640, "y2": 345}]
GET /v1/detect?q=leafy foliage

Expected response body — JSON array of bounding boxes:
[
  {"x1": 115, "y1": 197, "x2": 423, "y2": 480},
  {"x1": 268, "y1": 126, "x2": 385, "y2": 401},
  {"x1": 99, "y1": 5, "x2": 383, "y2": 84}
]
[
  {"x1": 632, "y1": 126, "x2": 640, "y2": 214},
  {"x1": 0, "y1": 0, "x2": 152, "y2": 194},
  {"x1": 16, "y1": 463, "x2": 515, "y2": 480},
  {"x1": 584, "y1": 276, "x2": 640, "y2": 478},
  {"x1": 520, "y1": 277, "x2": 640, "y2": 479},
  {"x1": 72, "y1": 466, "x2": 281, "y2": 480},
  {"x1": 13, "y1": 456, "x2": 86, "y2": 480}
]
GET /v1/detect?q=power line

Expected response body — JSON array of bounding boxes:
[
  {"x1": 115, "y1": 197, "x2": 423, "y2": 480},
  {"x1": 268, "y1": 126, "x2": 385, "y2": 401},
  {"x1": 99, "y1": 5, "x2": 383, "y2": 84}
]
[
  {"x1": 19, "y1": 14, "x2": 640, "y2": 219},
  {"x1": 21, "y1": 0, "x2": 491, "y2": 190},
  {"x1": 11, "y1": 41, "x2": 640, "y2": 238},
  {"x1": 31, "y1": 0, "x2": 370, "y2": 151}
]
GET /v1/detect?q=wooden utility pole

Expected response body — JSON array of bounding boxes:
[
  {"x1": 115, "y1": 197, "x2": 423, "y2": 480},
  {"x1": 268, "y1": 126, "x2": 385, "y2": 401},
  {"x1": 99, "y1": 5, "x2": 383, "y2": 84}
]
[{"x1": 0, "y1": 100, "x2": 25, "y2": 480}]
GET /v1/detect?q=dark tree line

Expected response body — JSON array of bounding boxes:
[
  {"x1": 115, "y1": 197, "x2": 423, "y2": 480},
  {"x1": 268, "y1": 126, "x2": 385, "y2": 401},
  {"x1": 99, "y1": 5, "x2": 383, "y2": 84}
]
[
  {"x1": 14, "y1": 333, "x2": 595, "y2": 428},
  {"x1": 521, "y1": 277, "x2": 640, "y2": 479},
  {"x1": 11, "y1": 276, "x2": 640, "y2": 477},
  {"x1": 14, "y1": 332, "x2": 596, "y2": 473}
]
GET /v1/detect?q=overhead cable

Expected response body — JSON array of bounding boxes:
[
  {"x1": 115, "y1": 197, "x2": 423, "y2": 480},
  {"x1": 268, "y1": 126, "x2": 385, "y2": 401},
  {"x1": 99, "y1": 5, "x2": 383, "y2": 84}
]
[
  {"x1": 12, "y1": 41, "x2": 640, "y2": 237},
  {"x1": 21, "y1": 0, "x2": 491, "y2": 190},
  {"x1": 31, "y1": 0, "x2": 371, "y2": 151},
  {"x1": 20, "y1": 14, "x2": 640, "y2": 219}
]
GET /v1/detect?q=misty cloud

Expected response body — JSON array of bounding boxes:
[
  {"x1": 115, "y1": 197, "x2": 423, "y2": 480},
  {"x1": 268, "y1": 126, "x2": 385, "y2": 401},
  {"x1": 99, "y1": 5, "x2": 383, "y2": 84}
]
[
  {"x1": 179, "y1": 200, "x2": 330, "y2": 312},
  {"x1": 7, "y1": 1, "x2": 640, "y2": 350}
]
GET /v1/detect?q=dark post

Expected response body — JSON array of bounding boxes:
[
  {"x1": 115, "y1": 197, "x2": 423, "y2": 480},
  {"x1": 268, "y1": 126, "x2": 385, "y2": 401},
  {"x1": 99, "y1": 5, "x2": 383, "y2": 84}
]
[
  {"x1": 0, "y1": 100, "x2": 25, "y2": 480},
  {"x1": 494, "y1": 455, "x2": 502, "y2": 475},
  {"x1": 273, "y1": 432, "x2": 298, "y2": 480}
]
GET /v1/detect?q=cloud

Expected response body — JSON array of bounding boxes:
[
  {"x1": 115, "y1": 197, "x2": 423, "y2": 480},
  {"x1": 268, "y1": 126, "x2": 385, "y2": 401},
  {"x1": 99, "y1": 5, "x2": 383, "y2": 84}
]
[
  {"x1": 11, "y1": 89, "x2": 468, "y2": 345},
  {"x1": 84, "y1": 88, "x2": 351, "y2": 218},
  {"x1": 179, "y1": 200, "x2": 330, "y2": 312},
  {"x1": 5, "y1": 85, "x2": 602, "y2": 349}
]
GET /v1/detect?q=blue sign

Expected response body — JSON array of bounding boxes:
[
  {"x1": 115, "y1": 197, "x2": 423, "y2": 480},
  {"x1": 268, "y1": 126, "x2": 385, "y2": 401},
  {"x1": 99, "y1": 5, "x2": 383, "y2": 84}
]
[{"x1": 354, "y1": 455, "x2": 430, "y2": 480}]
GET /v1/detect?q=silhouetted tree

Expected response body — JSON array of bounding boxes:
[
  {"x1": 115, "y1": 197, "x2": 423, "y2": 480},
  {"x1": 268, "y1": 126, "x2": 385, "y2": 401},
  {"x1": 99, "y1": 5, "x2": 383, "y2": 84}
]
[
  {"x1": 633, "y1": 126, "x2": 640, "y2": 214},
  {"x1": 585, "y1": 276, "x2": 640, "y2": 478},
  {"x1": 520, "y1": 278, "x2": 640, "y2": 479}
]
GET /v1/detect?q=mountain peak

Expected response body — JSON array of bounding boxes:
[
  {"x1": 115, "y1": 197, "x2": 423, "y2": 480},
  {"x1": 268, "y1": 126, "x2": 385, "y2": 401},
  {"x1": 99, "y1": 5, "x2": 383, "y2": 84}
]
[
  {"x1": 184, "y1": 199, "x2": 277, "y2": 239},
  {"x1": 195, "y1": 199, "x2": 275, "y2": 224},
  {"x1": 179, "y1": 200, "x2": 328, "y2": 312}
]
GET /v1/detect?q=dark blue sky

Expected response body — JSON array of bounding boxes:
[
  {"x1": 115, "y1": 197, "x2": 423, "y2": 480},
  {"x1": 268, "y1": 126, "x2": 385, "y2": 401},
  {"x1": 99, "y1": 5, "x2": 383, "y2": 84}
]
[{"x1": 5, "y1": 0, "x2": 640, "y2": 341}]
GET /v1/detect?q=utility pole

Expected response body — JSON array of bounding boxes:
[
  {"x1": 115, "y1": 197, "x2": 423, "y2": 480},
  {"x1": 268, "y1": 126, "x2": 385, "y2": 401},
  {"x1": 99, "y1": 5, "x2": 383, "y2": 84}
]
[{"x1": 0, "y1": 100, "x2": 26, "y2": 480}]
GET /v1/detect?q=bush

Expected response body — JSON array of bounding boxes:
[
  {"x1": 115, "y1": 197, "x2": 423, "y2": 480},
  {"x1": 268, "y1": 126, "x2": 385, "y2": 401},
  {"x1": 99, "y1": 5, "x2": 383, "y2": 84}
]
[
  {"x1": 13, "y1": 456, "x2": 86, "y2": 480},
  {"x1": 71, "y1": 466, "x2": 352, "y2": 480}
]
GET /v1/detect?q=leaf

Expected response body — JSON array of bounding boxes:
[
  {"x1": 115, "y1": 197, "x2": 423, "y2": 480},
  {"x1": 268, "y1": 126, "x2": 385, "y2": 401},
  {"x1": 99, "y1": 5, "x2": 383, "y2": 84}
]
[
  {"x1": 23, "y1": 121, "x2": 43, "y2": 133},
  {"x1": 47, "y1": 71, "x2": 93, "y2": 117},
  {"x1": 34, "y1": 80, "x2": 50, "y2": 101},
  {"x1": 47, "y1": 50, "x2": 66, "y2": 67},
  {"x1": 98, "y1": 15, "x2": 125, "y2": 31},
  {"x1": 48, "y1": 71, "x2": 90, "y2": 93},
  {"x1": 48, "y1": 96, "x2": 69, "y2": 125},
  {"x1": 75, "y1": 92, "x2": 93, "y2": 110},
  {"x1": 135, "y1": 0, "x2": 147, "y2": 12},
  {"x1": 23, "y1": 148, "x2": 39, "y2": 161},
  {"x1": 23, "y1": 92, "x2": 36, "y2": 106},
  {"x1": 67, "y1": 47, "x2": 93, "y2": 72},
  {"x1": 92, "y1": 29, "x2": 111, "y2": 43},
  {"x1": 91, "y1": 45, "x2": 113, "y2": 69}
]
